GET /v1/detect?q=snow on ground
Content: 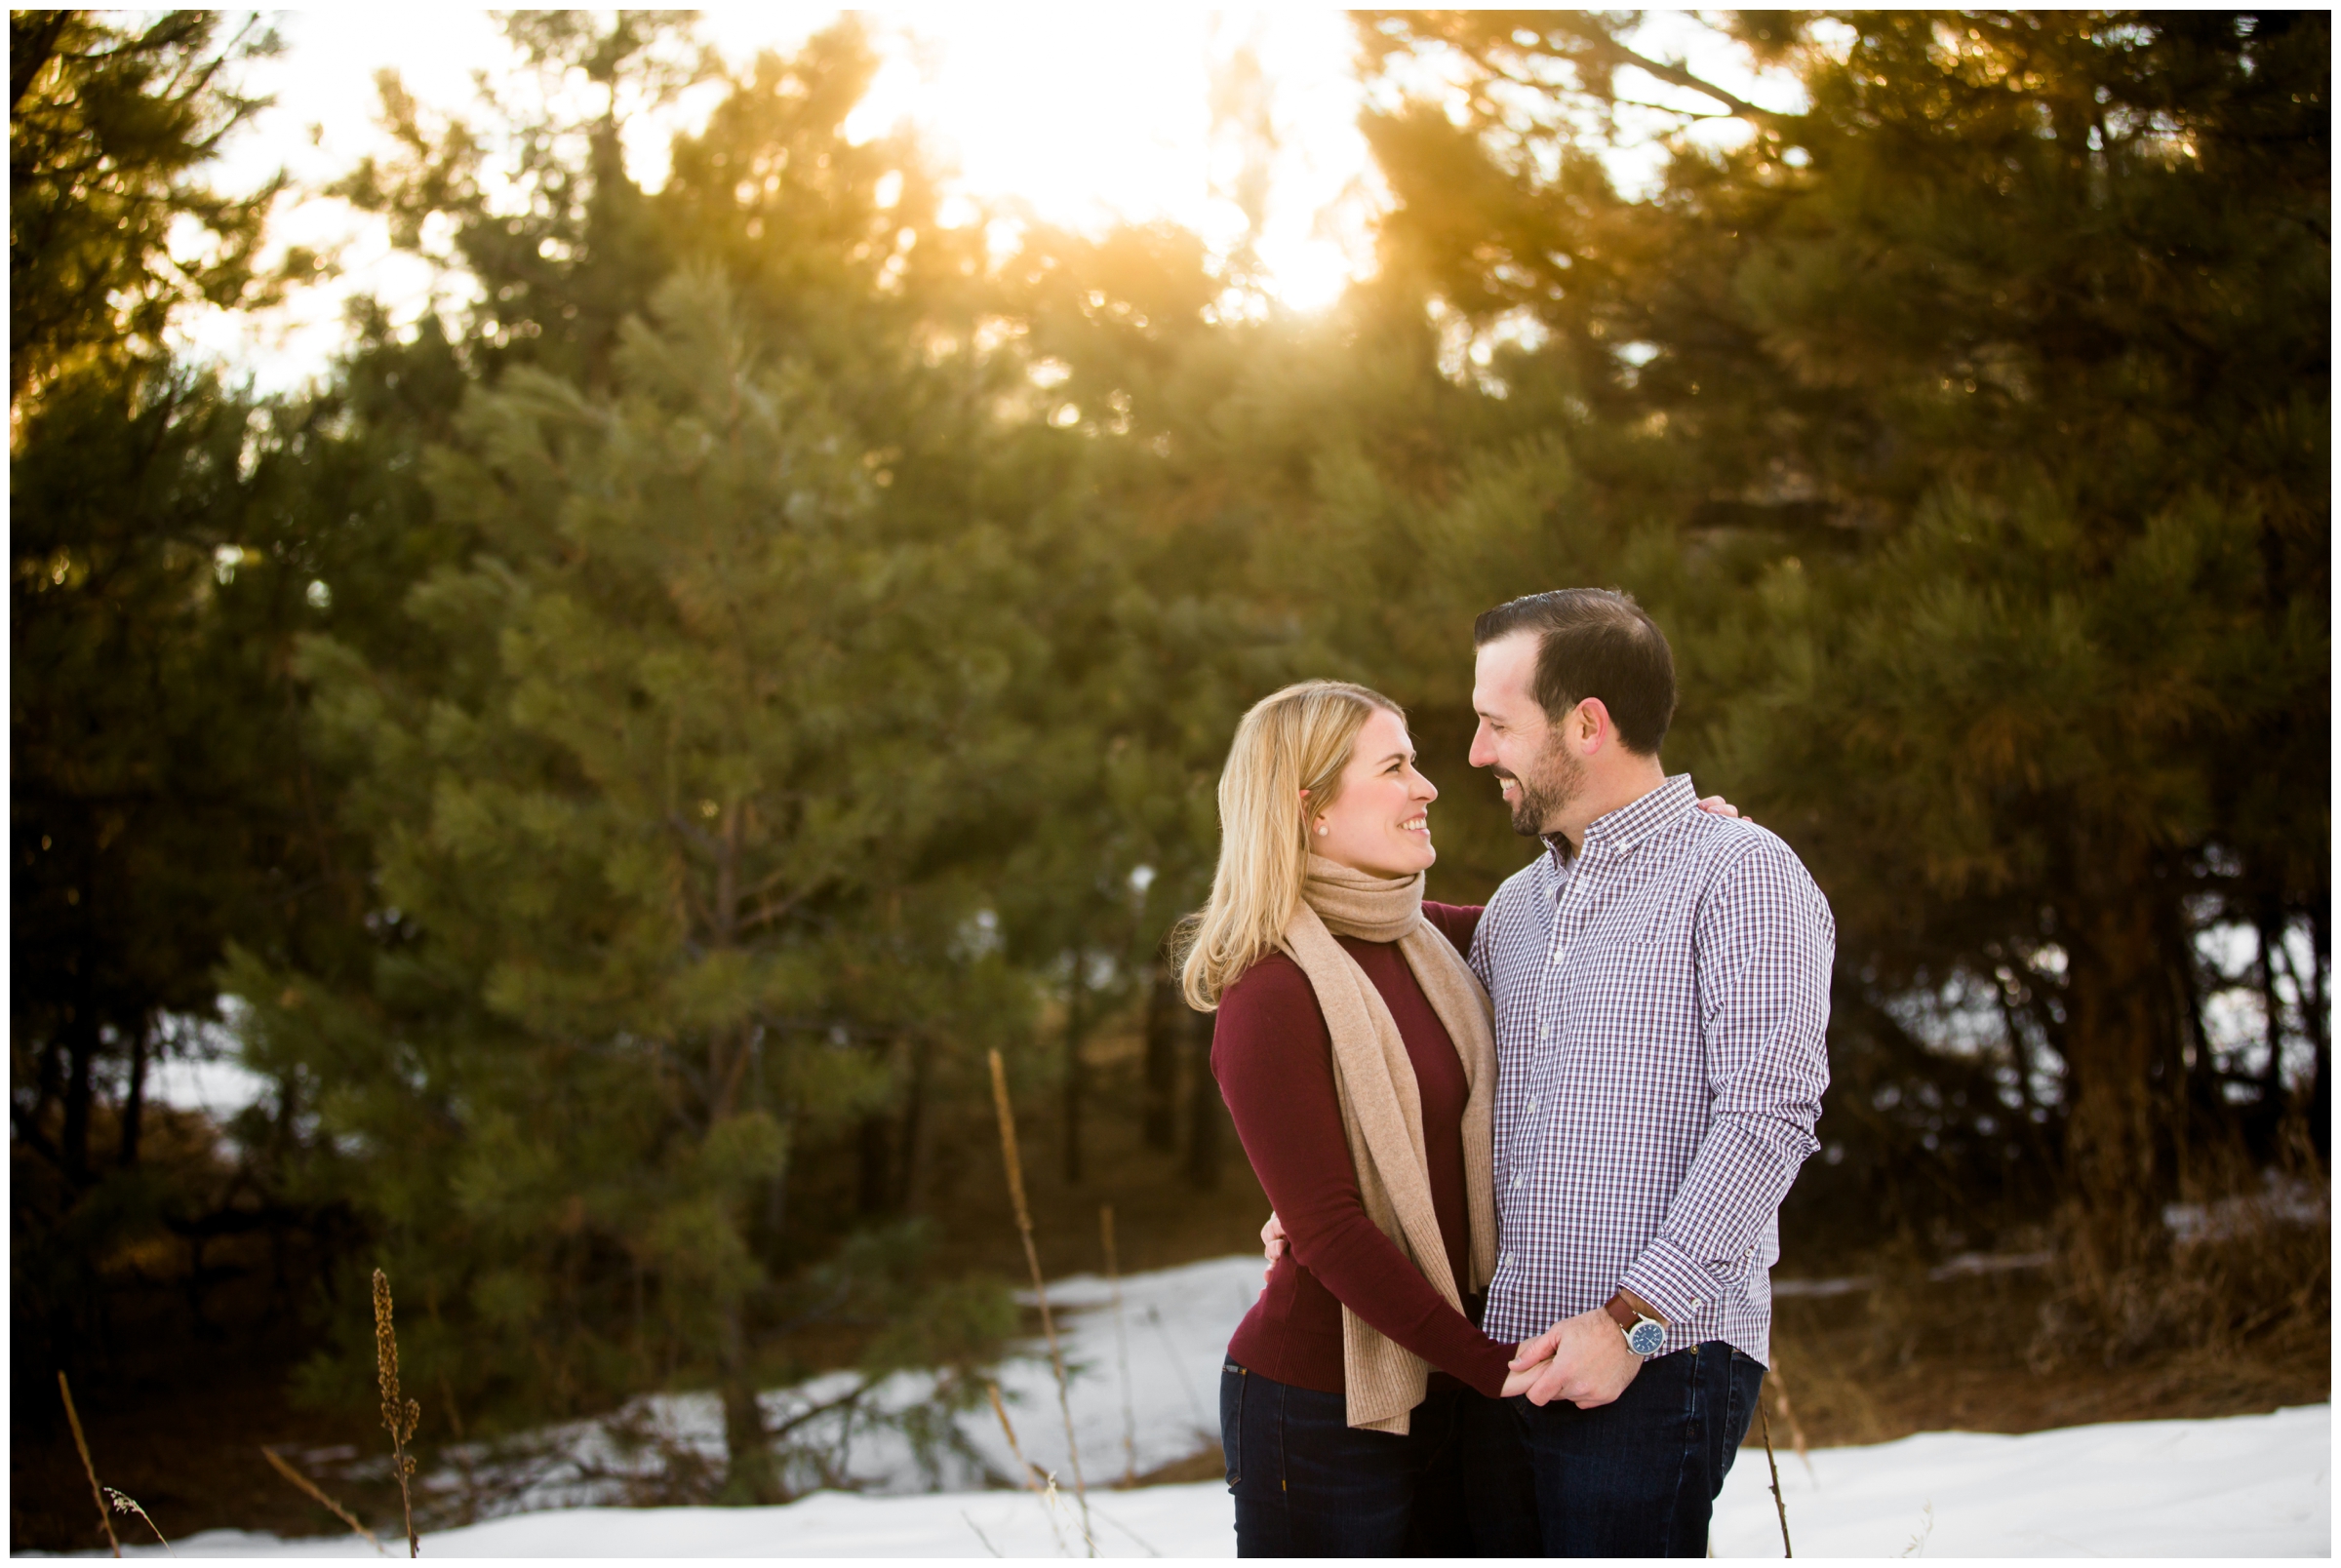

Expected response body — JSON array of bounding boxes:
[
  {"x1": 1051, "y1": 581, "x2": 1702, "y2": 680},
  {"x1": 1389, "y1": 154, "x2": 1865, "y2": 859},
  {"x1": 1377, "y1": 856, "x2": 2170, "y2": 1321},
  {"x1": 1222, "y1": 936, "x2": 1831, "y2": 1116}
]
[
  {"x1": 1706, "y1": 1404, "x2": 2330, "y2": 1558},
  {"x1": 44, "y1": 1254, "x2": 2331, "y2": 1557},
  {"x1": 362, "y1": 1254, "x2": 1264, "y2": 1515},
  {"x1": 210, "y1": 1255, "x2": 1258, "y2": 1525},
  {"x1": 78, "y1": 1404, "x2": 2333, "y2": 1557}
]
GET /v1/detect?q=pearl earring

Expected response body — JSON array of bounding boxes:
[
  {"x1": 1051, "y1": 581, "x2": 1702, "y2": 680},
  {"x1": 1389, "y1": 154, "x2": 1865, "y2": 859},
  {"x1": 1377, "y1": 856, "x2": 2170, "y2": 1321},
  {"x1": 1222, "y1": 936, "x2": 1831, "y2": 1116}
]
[{"x1": 1315, "y1": 823, "x2": 1329, "y2": 837}]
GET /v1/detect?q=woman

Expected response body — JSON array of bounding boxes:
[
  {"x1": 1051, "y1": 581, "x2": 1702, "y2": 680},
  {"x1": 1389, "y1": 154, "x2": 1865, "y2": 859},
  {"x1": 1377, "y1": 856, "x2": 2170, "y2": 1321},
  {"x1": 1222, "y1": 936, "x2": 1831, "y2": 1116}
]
[{"x1": 1177, "y1": 680, "x2": 1533, "y2": 1557}]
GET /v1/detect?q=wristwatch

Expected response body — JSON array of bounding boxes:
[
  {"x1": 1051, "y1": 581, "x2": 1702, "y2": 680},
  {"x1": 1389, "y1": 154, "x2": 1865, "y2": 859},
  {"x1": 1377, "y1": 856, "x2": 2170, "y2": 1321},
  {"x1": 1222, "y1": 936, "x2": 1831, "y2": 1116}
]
[{"x1": 1605, "y1": 1291, "x2": 1666, "y2": 1357}]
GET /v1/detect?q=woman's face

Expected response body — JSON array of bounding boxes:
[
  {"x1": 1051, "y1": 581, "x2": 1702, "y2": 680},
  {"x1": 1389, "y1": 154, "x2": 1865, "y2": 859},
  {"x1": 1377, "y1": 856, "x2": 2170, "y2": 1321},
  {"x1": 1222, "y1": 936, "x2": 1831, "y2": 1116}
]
[{"x1": 1306, "y1": 707, "x2": 1439, "y2": 880}]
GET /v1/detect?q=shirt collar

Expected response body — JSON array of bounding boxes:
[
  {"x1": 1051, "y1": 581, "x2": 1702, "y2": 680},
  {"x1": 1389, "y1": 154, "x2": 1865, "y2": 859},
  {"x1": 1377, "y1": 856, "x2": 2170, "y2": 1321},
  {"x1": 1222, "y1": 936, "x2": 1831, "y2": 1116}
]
[{"x1": 1546, "y1": 774, "x2": 1699, "y2": 868}]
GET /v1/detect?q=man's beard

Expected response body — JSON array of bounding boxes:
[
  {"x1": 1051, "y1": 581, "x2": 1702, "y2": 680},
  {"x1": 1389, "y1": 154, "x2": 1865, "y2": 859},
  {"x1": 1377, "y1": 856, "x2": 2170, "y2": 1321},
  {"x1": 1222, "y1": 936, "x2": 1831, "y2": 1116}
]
[{"x1": 1498, "y1": 736, "x2": 1586, "y2": 840}]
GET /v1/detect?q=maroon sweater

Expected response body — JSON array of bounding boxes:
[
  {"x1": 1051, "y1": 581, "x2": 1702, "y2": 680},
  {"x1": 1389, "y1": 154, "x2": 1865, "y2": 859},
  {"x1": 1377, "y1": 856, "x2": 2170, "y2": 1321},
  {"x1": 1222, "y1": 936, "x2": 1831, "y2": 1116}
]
[{"x1": 1213, "y1": 901, "x2": 1514, "y2": 1400}]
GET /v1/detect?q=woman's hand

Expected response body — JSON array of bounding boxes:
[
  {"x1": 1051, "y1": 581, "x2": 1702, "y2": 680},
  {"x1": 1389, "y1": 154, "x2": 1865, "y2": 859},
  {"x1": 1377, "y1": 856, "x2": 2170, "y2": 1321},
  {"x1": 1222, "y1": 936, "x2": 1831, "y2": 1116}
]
[
  {"x1": 1500, "y1": 1353, "x2": 1551, "y2": 1398},
  {"x1": 1260, "y1": 1211, "x2": 1289, "y2": 1280},
  {"x1": 1697, "y1": 794, "x2": 1746, "y2": 819}
]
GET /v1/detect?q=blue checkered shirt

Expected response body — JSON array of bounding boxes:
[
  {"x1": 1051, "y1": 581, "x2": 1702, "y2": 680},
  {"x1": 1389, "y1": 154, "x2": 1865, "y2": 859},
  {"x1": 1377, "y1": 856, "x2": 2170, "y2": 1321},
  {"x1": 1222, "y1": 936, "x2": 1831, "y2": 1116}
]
[{"x1": 1469, "y1": 774, "x2": 1834, "y2": 1365}]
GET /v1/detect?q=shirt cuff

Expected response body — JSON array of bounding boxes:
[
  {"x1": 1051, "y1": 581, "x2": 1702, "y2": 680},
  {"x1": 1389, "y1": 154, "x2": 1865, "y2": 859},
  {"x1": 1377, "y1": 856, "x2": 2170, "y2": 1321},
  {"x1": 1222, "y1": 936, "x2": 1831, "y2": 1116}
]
[{"x1": 1619, "y1": 1235, "x2": 1716, "y2": 1327}]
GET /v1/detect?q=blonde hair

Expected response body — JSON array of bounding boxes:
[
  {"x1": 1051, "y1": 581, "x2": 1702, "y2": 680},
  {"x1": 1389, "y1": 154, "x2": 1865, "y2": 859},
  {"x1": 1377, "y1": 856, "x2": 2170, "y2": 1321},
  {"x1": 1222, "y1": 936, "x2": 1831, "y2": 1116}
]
[{"x1": 1175, "y1": 680, "x2": 1405, "y2": 1010}]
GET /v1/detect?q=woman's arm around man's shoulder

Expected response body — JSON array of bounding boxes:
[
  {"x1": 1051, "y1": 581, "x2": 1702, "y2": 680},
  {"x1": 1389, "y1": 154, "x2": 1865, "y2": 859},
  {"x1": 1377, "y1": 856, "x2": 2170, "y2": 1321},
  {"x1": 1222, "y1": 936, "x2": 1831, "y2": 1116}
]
[{"x1": 1421, "y1": 900, "x2": 1484, "y2": 960}]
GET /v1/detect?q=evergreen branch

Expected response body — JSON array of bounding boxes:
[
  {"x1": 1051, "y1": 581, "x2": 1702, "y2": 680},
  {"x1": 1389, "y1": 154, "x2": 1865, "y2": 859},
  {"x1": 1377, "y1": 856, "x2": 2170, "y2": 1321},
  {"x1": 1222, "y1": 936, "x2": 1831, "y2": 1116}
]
[
  {"x1": 1563, "y1": 24, "x2": 1780, "y2": 123},
  {"x1": 1607, "y1": 96, "x2": 1738, "y2": 121},
  {"x1": 734, "y1": 893, "x2": 811, "y2": 935},
  {"x1": 765, "y1": 1378, "x2": 872, "y2": 1441},
  {"x1": 662, "y1": 810, "x2": 725, "y2": 858}
]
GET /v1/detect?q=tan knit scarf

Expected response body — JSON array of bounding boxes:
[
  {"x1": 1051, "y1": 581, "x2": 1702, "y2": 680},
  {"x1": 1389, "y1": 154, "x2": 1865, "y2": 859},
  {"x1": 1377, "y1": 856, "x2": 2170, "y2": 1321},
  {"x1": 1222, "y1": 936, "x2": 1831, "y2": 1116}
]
[{"x1": 1282, "y1": 854, "x2": 1498, "y2": 1433}]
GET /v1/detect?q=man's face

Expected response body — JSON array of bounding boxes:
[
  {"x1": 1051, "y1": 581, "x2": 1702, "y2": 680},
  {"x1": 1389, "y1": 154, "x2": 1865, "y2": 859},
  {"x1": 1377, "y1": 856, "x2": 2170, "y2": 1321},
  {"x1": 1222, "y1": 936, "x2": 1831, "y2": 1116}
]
[{"x1": 1469, "y1": 631, "x2": 1584, "y2": 839}]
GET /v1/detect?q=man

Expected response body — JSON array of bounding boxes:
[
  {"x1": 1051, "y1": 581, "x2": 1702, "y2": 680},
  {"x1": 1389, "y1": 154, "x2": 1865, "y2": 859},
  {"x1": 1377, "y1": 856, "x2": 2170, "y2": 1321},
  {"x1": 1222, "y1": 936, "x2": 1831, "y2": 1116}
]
[{"x1": 1465, "y1": 587, "x2": 1834, "y2": 1556}]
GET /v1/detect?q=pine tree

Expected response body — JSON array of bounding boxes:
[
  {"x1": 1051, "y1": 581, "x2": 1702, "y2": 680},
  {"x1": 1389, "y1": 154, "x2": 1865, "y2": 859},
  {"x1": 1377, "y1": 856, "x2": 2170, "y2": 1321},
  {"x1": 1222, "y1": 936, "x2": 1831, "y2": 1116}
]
[
  {"x1": 1349, "y1": 12, "x2": 2330, "y2": 1275},
  {"x1": 236, "y1": 268, "x2": 1050, "y2": 1499},
  {"x1": 10, "y1": 14, "x2": 365, "y2": 1373}
]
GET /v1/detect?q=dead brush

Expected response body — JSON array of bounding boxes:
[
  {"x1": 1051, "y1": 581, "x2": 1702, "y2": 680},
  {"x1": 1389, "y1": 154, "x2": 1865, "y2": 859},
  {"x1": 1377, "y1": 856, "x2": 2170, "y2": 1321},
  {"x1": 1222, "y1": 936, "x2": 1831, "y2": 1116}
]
[
  {"x1": 373, "y1": 1269, "x2": 423, "y2": 1557},
  {"x1": 2032, "y1": 1132, "x2": 2330, "y2": 1373}
]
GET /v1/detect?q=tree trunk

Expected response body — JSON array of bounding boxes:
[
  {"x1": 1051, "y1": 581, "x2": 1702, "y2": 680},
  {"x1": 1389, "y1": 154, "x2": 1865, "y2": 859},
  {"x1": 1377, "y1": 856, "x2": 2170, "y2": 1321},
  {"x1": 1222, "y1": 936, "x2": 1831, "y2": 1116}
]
[
  {"x1": 2305, "y1": 899, "x2": 2330, "y2": 1160},
  {"x1": 60, "y1": 1006, "x2": 97, "y2": 1183},
  {"x1": 894, "y1": 1035, "x2": 933, "y2": 1212},
  {"x1": 2254, "y1": 896, "x2": 2287, "y2": 1116},
  {"x1": 119, "y1": 1016, "x2": 149, "y2": 1168},
  {"x1": 2167, "y1": 905, "x2": 2222, "y2": 1133},
  {"x1": 1183, "y1": 1000, "x2": 1219, "y2": 1191},
  {"x1": 2057, "y1": 847, "x2": 2183, "y2": 1266},
  {"x1": 1141, "y1": 956, "x2": 1180, "y2": 1152},
  {"x1": 855, "y1": 1114, "x2": 892, "y2": 1215},
  {"x1": 1061, "y1": 962, "x2": 1088, "y2": 1186},
  {"x1": 716, "y1": 1298, "x2": 782, "y2": 1505}
]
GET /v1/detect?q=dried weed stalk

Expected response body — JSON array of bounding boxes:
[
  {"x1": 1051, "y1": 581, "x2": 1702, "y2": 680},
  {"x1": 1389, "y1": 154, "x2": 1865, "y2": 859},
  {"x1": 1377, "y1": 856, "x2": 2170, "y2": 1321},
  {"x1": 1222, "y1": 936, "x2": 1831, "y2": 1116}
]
[
  {"x1": 261, "y1": 1444, "x2": 387, "y2": 1554},
  {"x1": 373, "y1": 1268, "x2": 422, "y2": 1557},
  {"x1": 986, "y1": 1381, "x2": 1070, "y2": 1556},
  {"x1": 1099, "y1": 1203, "x2": 1137, "y2": 1487},
  {"x1": 988, "y1": 1048, "x2": 1091, "y2": 1554},
  {"x1": 1768, "y1": 1352, "x2": 1816, "y2": 1479},
  {"x1": 58, "y1": 1371, "x2": 121, "y2": 1557},
  {"x1": 104, "y1": 1488, "x2": 173, "y2": 1555},
  {"x1": 1757, "y1": 1393, "x2": 1793, "y2": 1557}
]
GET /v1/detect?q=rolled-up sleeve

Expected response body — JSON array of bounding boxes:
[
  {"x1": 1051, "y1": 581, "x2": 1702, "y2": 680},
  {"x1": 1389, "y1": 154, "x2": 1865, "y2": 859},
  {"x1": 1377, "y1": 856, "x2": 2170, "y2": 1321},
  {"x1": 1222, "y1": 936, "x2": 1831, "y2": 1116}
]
[{"x1": 1620, "y1": 841, "x2": 1834, "y2": 1325}]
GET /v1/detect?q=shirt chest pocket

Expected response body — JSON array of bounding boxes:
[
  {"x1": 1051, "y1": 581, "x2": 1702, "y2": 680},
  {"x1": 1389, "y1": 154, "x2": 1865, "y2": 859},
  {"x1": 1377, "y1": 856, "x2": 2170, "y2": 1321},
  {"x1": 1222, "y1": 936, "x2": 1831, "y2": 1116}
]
[{"x1": 1566, "y1": 921, "x2": 1695, "y2": 1047}]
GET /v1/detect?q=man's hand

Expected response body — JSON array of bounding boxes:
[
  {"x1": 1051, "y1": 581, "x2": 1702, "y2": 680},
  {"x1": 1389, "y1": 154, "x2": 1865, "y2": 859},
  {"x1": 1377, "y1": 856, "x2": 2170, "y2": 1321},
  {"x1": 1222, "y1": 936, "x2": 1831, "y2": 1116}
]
[
  {"x1": 1260, "y1": 1211, "x2": 1288, "y2": 1280},
  {"x1": 1507, "y1": 1308, "x2": 1645, "y2": 1408}
]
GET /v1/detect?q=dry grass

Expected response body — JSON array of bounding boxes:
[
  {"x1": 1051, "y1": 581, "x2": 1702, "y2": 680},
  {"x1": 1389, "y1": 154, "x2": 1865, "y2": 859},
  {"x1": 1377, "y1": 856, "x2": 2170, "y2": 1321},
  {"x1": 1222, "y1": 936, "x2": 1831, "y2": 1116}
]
[
  {"x1": 985, "y1": 1381, "x2": 1073, "y2": 1555},
  {"x1": 1760, "y1": 1209, "x2": 2329, "y2": 1449},
  {"x1": 103, "y1": 1488, "x2": 173, "y2": 1554},
  {"x1": 260, "y1": 1444, "x2": 386, "y2": 1554},
  {"x1": 371, "y1": 1270, "x2": 421, "y2": 1557},
  {"x1": 59, "y1": 1371, "x2": 122, "y2": 1557},
  {"x1": 987, "y1": 1049, "x2": 1092, "y2": 1553}
]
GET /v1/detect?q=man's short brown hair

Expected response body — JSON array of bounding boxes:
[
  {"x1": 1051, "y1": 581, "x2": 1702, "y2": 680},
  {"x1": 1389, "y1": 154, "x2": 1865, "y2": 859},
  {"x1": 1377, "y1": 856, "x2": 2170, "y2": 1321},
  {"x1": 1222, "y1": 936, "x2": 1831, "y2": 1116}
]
[{"x1": 1473, "y1": 588, "x2": 1677, "y2": 757}]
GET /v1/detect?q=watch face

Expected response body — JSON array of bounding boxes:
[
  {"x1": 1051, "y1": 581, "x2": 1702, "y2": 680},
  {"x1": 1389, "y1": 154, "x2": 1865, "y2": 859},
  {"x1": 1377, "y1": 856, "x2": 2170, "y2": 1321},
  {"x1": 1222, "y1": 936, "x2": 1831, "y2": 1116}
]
[{"x1": 1626, "y1": 1319, "x2": 1666, "y2": 1356}]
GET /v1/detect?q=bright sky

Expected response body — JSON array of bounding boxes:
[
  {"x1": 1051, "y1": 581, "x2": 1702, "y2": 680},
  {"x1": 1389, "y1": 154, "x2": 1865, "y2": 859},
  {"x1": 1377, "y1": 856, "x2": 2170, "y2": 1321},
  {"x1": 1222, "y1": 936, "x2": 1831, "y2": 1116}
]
[{"x1": 181, "y1": 9, "x2": 1799, "y2": 392}]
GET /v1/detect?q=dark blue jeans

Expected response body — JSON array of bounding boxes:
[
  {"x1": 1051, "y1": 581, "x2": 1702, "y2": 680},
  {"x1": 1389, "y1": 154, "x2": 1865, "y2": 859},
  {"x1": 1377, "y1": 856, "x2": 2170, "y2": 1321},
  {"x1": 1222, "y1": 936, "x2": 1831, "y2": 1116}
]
[
  {"x1": 1219, "y1": 1362, "x2": 1519, "y2": 1557},
  {"x1": 1468, "y1": 1342, "x2": 1766, "y2": 1558}
]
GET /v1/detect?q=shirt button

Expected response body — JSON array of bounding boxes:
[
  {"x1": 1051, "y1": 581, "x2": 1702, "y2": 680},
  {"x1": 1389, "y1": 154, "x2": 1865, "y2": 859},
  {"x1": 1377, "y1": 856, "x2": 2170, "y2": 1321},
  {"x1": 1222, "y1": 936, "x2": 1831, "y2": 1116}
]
[
  {"x1": 1690, "y1": 1299, "x2": 1703, "y2": 1310},
  {"x1": 1539, "y1": 1023, "x2": 1552, "y2": 1039},
  {"x1": 1511, "y1": 1173, "x2": 1524, "y2": 1189},
  {"x1": 1526, "y1": 1098, "x2": 1538, "y2": 1113},
  {"x1": 1500, "y1": 1251, "x2": 1512, "y2": 1269}
]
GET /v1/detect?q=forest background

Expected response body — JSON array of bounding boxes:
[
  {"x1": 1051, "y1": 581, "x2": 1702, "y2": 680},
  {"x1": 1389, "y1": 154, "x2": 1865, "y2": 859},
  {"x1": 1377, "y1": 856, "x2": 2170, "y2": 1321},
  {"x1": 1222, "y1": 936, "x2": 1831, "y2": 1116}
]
[{"x1": 12, "y1": 8, "x2": 2328, "y2": 1548}]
